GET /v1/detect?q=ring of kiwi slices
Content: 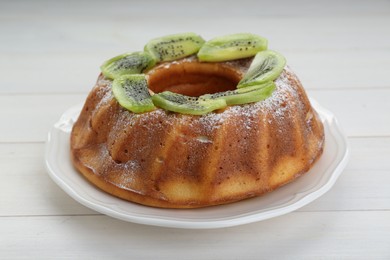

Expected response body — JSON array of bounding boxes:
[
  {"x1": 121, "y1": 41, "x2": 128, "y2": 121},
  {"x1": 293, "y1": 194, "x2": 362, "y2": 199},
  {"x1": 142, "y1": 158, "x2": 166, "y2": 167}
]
[{"x1": 100, "y1": 32, "x2": 286, "y2": 115}]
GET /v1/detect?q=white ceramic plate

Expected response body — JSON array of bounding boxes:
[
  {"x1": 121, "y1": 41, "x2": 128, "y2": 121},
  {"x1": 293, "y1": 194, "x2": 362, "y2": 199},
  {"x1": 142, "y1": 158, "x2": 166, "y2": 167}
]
[{"x1": 45, "y1": 99, "x2": 349, "y2": 229}]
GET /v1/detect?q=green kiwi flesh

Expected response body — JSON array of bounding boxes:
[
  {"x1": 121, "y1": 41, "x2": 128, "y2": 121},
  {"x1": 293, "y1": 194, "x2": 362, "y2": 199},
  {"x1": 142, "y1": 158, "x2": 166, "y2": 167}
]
[
  {"x1": 103, "y1": 33, "x2": 285, "y2": 114},
  {"x1": 112, "y1": 74, "x2": 155, "y2": 113},
  {"x1": 101, "y1": 52, "x2": 156, "y2": 80},
  {"x1": 144, "y1": 32, "x2": 205, "y2": 62},
  {"x1": 238, "y1": 50, "x2": 286, "y2": 88},
  {"x1": 151, "y1": 91, "x2": 227, "y2": 115},
  {"x1": 197, "y1": 33, "x2": 267, "y2": 62},
  {"x1": 200, "y1": 81, "x2": 275, "y2": 105}
]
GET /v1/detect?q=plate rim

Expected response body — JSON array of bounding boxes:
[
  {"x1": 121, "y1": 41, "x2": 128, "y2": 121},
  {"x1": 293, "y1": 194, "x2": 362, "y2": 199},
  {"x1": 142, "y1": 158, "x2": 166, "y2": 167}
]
[{"x1": 45, "y1": 98, "x2": 350, "y2": 229}]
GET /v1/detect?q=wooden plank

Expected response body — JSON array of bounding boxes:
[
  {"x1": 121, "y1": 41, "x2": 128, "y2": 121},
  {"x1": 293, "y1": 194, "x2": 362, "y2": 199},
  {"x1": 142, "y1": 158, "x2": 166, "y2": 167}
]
[
  {"x1": 1, "y1": 211, "x2": 389, "y2": 258},
  {"x1": 0, "y1": 143, "x2": 96, "y2": 217},
  {"x1": 0, "y1": 88, "x2": 389, "y2": 143},
  {"x1": 0, "y1": 94, "x2": 85, "y2": 143},
  {"x1": 1, "y1": 49, "x2": 389, "y2": 94},
  {"x1": 307, "y1": 88, "x2": 390, "y2": 137},
  {"x1": 0, "y1": 54, "x2": 103, "y2": 94},
  {"x1": 286, "y1": 50, "x2": 390, "y2": 89},
  {"x1": 1, "y1": 137, "x2": 389, "y2": 216},
  {"x1": 1, "y1": 0, "x2": 390, "y2": 18},
  {"x1": 2, "y1": 16, "x2": 389, "y2": 56},
  {"x1": 1, "y1": 8, "x2": 390, "y2": 93},
  {"x1": 302, "y1": 137, "x2": 390, "y2": 211}
]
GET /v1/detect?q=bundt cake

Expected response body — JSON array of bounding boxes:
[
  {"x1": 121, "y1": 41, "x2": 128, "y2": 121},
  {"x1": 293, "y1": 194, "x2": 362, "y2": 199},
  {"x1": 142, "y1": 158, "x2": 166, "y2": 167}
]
[{"x1": 70, "y1": 33, "x2": 325, "y2": 208}]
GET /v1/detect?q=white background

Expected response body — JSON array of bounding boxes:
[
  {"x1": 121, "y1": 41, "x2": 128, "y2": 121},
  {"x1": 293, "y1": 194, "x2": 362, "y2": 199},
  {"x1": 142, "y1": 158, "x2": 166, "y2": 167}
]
[{"x1": 1, "y1": 0, "x2": 390, "y2": 259}]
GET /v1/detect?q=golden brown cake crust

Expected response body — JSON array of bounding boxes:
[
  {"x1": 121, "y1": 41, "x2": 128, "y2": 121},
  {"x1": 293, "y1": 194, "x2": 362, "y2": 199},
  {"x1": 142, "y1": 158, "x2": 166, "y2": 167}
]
[{"x1": 70, "y1": 58, "x2": 324, "y2": 208}]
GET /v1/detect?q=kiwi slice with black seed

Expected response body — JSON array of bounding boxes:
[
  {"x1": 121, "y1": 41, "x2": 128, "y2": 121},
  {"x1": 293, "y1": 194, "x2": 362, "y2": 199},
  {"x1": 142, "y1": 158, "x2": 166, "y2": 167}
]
[
  {"x1": 238, "y1": 50, "x2": 286, "y2": 88},
  {"x1": 151, "y1": 91, "x2": 227, "y2": 115},
  {"x1": 101, "y1": 52, "x2": 156, "y2": 80},
  {"x1": 144, "y1": 32, "x2": 205, "y2": 62},
  {"x1": 197, "y1": 33, "x2": 268, "y2": 62},
  {"x1": 112, "y1": 74, "x2": 155, "y2": 113},
  {"x1": 200, "y1": 81, "x2": 275, "y2": 105}
]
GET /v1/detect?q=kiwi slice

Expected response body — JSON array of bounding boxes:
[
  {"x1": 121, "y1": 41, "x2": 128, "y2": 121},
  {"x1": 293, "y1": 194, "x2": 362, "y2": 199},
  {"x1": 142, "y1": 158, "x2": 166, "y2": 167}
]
[
  {"x1": 112, "y1": 74, "x2": 155, "y2": 113},
  {"x1": 197, "y1": 33, "x2": 268, "y2": 62},
  {"x1": 144, "y1": 32, "x2": 205, "y2": 62},
  {"x1": 238, "y1": 50, "x2": 286, "y2": 88},
  {"x1": 101, "y1": 52, "x2": 156, "y2": 80},
  {"x1": 200, "y1": 81, "x2": 275, "y2": 105},
  {"x1": 151, "y1": 91, "x2": 227, "y2": 115}
]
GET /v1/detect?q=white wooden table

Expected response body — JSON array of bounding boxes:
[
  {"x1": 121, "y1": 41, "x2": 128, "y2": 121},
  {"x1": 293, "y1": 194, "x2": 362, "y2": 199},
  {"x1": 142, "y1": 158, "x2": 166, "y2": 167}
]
[{"x1": 1, "y1": 0, "x2": 390, "y2": 258}]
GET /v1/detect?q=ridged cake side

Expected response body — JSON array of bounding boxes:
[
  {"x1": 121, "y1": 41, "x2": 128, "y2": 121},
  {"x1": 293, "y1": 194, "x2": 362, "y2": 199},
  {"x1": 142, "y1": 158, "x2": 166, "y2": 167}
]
[{"x1": 70, "y1": 67, "x2": 324, "y2": 208}]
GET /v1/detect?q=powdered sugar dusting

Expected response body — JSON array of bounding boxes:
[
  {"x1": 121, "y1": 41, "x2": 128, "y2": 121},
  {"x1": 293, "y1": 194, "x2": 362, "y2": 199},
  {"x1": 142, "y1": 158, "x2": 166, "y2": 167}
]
[
  {"x1": 93, "y1": 65, "x2": 304, "y2": 141},
  {"x1": 197, "y1": 67, "x2": 299, "y2": 129},
  {"x1": 120, "y1": 67, "x2": 300, "y2": 135},
  {"x1": 90, "y1": 77, "x2": 114, "y2": 116}
]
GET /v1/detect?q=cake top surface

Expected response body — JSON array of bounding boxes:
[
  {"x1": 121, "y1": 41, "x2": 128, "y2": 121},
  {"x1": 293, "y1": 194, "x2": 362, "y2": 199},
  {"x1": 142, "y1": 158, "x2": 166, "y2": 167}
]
[
  {"x1": 94, "y1": 65, "x2": 301, "y2": 133},
  {"x1": 98, "y1": 33, "x2": 287, "y2": 116}
]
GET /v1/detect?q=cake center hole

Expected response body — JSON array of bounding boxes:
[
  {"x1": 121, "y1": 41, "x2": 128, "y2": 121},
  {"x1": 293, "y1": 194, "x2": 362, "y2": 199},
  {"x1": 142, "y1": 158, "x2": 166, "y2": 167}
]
[{"x1": 147, "y1": 60, "x2": 242, "y2": 97}]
